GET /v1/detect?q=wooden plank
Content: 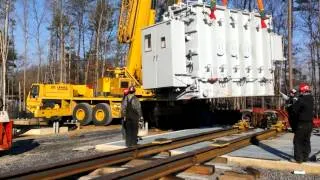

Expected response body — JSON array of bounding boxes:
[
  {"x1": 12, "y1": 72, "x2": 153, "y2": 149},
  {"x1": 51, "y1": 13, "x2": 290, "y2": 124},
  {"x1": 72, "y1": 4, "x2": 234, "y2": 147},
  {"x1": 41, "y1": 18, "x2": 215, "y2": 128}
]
[
  {"x1": 72, "y1": 146, "x2": 95, "y2": 151},
  {"x1": 210, "y1": 140, "x2": 230, "y2": 147},
  {"x1": 22, "y1": 127, "x2": 68, "y2": 136},
  {"x1": 210, "y1": 156, "x2": 228, "y2": 164},
  {"x1": 157, "y1": 151, "x2": 172, "y2": 158},
  {"x1": 89, "y1": 167, "x2": 126, "y2": 176},
  {"x1": 218, "y1": 174, "x2": 254, "y2": 180},
  {"x1": 223, "y1": 155, "x2": 320, "y2": 175},
  {"x1": 79, "y1": 167, "x2": 126, "y2": 180},
  {"x1": 183, "y1": 165, "x2": 215, "y2": 175},
  {"x1": 169, "y1": 150, "x2": 185, "y2": 156},
  {"x1": 122, "y1": 159, "x2": 152, "y2": 168},
  {"x1": 95, "y1": 144, "x2": 126, "y2": 152},
  {"x1": 13, "y1": 119, "x2": 48, "y2": 126},
  {"x1": 152, "y1": 138, "x2": 172, "y2": 144}
]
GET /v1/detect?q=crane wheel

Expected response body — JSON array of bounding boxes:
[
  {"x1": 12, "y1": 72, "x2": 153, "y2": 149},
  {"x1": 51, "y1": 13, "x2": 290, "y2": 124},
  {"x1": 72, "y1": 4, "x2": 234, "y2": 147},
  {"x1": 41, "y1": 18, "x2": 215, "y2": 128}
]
[
  {"x1": 73, "y1": 103, "x2": 92, "y2": 126},
  {"x1": 92, "y1": 103, "x2": 112, "y2": 126}
]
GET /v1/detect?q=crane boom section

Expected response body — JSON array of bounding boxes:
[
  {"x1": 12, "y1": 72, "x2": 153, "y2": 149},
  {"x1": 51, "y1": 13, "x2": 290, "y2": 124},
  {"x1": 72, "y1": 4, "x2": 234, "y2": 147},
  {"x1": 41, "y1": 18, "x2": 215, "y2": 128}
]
[{"x1": 118, "y1": 0, "x2": 156, "y2": 84}]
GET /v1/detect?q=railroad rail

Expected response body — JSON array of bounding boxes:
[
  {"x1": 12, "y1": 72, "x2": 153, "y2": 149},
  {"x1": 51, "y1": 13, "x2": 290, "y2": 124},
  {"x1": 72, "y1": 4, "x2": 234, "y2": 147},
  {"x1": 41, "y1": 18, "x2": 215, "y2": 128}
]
[
  {"x1": 102, "y1": 129, "x2": 278, "y2": 180},
  {"x1": 3, "y1": 127, "x2": 243, "y2": 180}
]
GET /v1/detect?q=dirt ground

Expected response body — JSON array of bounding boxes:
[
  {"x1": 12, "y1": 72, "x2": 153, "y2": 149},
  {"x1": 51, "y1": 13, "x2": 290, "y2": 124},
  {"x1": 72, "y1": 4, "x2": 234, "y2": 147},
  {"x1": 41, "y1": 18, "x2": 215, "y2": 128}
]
[{"x1": 1, "y1": 125, "x2": 319, "y2": 179}]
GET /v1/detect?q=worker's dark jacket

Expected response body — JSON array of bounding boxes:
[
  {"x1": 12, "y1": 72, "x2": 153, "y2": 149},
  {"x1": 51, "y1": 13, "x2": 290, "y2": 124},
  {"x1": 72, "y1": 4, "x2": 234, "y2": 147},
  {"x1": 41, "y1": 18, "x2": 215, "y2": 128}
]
[
  {"x1": 292, "y1": 94, "x2": 314, "y2": 122},
  {"x1": 286, "y1": 96, "x2": 298, "y2": 131},
  {"x1": 291, "y1": 93, "x2": 314, "y2": 162},
  {"x1": 286, "y1": 96, "x2": 298, "y2": 115},
  {"x1": 121, "y1": 96, "x2": 127, "y2": 118},
  {"x1": 122, "y1": 94, "x2": 142, "y2": 120}
]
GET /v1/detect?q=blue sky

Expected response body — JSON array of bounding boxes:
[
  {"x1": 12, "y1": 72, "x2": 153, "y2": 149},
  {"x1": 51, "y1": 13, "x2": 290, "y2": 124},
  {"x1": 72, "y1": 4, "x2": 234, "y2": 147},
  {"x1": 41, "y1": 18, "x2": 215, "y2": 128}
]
[
  {"x1": 13, "y1": 0, "x2": 310, "y2": 69},
  {"x1": 14, "y1": 0, "x2": 120, "y2": 67},
  {"x1": 14, "y1": 0, "x2": 51, "y2": 66}
]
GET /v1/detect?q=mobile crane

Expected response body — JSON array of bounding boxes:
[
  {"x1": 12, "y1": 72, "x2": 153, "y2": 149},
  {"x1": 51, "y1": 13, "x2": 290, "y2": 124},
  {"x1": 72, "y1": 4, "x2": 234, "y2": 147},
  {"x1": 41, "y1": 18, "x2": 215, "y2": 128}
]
[
  {"x1": 26, "y1": 0, "x2": 165, "y2": 126},
  {"x1": 27, "y1": 0, "x2": 283, "y2": 128}
]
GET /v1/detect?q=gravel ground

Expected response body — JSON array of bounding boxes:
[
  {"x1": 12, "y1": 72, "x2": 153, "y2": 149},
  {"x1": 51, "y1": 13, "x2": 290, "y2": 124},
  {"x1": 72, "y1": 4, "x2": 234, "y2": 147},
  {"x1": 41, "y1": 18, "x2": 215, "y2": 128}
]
[
  {"x1": 178, "y1": 165, "x2": 320, "y2": 180},
  {"x1": 1, "y1": 127, "x2": 320, "y2": 179},
  {"x1": 259, "y1": 168, "x2": 320, "y2": 180},
  {"x1": 0, "y1": 128, "x2": 123, "y2": 176}
]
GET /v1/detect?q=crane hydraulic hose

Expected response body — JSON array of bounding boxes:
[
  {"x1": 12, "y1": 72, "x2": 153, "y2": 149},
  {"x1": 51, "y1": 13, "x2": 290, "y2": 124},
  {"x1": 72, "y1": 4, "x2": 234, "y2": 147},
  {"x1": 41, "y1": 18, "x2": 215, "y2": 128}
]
[
  {"x1": 257, "y1": 0, "x2": 267, "y2": 28},
  {"x1": 222, "y1": 0, "x2": 228, "y2": 6}
]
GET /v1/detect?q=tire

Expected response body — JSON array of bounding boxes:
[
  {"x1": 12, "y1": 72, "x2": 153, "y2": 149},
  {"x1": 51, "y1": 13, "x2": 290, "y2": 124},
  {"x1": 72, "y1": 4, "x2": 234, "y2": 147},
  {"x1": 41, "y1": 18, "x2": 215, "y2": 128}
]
[
  {"x1": 92, "y1": 103, "x2": 112, "y2": 126},
  {"x1": 72, "y1": 103, "x2": 92, "y2": 126}
]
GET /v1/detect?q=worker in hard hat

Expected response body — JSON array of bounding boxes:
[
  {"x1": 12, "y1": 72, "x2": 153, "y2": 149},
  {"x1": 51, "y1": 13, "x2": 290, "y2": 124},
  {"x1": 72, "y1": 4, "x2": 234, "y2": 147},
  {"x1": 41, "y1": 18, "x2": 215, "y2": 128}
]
[
  {"x1": 291, "y1": 83, "x2": 314, "y2": 163},
  {"x1": 121, "y1": 86, "x2": 143, "y2": 147},
  {"x1": 280, "y1": 88, "x2": 299, "y2": 132},
  {"x1": 287, "y1": 89, "x2": 299, "y2": 132},
  {"x1": 121, "y1": 89, "x2": 130, "y2": 139}
]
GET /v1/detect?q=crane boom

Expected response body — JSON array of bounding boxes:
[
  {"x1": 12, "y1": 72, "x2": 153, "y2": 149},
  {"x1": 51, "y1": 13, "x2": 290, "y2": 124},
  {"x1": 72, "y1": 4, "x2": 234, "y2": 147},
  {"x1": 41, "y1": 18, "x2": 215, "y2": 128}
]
[{"x1": 118, "y1": 0, "x2": 156, "y2": 84}]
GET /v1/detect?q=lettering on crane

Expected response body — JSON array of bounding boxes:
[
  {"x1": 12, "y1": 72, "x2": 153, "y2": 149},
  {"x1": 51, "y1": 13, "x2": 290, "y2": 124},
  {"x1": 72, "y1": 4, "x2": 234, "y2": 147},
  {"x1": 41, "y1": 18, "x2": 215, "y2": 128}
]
[{"x1": 57, "y1": 85, "x2": 68, "y2": 90}]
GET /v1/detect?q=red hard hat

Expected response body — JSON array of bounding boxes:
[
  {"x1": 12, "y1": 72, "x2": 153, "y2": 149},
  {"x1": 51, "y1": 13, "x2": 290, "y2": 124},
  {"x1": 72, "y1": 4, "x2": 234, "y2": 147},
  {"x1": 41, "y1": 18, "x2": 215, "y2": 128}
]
[
  {"x1": 128, "y1": 86, "x2": 136, "y2": 93},
  {"x1": 299, "y1": 83, "x2": 310, "y2": 93},
  {"x1": 123, "y1": 89, "x2": 129, "y2": 96}
]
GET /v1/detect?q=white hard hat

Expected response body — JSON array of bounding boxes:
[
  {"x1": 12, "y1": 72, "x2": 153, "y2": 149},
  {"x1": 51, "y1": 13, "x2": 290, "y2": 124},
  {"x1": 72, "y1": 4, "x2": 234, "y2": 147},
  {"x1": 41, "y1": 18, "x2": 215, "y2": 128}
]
[{"x1": 290, "y1": 89, "x2": 297, "y2": 94}]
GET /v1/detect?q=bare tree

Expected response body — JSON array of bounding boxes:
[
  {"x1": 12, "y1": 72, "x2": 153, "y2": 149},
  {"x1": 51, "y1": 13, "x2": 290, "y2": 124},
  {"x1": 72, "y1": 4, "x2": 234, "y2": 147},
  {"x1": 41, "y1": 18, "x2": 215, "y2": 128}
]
[
  {"x1": 48, "y1": 0, "x2": 71, "y2": 84},
  {"x1": 296, "y1": 1, "x2": 319, "y2": 114},
  {"x1": 92, "y1": 0, "x2": 105, "y2": 88},
  {"x1": 59, "y1": 0, "x2": 65, "y2": 83},
  {"x1": 89, "y1": 0, "x2": 114, "y2": 86},
  {"x1": 84, "y1": 30, "x2": 94, "y2": 84},
  {"x1": 0, "y1": 0, "x2": 10, "y2": 111},
  {"x1": 21, "y1": 0, "x2": 29, "y2": 111},
  {"x1": 67, "y1": 0, "x2": 89, "y2": 84},
  {"x1": 32, "y1": 0, "x2": 47, "y2": 83},
  {"x1": 48, "y1": 30, "x2": 56, "y2": 84}
]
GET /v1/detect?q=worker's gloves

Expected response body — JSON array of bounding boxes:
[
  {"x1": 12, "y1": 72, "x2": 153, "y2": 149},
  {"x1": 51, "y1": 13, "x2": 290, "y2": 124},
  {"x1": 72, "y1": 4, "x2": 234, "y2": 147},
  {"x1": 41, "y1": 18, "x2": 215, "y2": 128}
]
[{"x1": 280, "y1": 91, "x2": 289, "y2": 100}]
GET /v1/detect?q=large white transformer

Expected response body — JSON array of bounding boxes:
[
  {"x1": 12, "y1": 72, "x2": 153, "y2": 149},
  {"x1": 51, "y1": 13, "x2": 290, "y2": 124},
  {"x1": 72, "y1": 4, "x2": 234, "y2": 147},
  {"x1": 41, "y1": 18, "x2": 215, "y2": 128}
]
[{"x1": 142, "y1": 2, "x2": 284, "y2": 100}]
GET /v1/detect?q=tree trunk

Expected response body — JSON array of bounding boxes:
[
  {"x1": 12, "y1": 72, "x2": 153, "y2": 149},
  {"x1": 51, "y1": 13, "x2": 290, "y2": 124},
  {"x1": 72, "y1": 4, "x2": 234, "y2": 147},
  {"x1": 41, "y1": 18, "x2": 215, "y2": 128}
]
[
  {"x1": 1, "y1": 0, "x2": 10, "y2": 111},
  {"x1": 95, "y1": 14, "x2": 103, "y2": 89},
  {"x1": 95, "y1": 32, "x2": 100, "y2": 88},
  {"x1": 19, "y1": 81, "x2": 21, "y2": 113},
  {"x1": 76, "y1": 17, "x2": 82, "y2": 84},
  {"x1": 33, "y1": 0, "x2": 45, "y2": 83},
  {"x1": 317, "y1": 45, "x2": 320, "y2": 117},
  {"x1": 22, "y1": 0, "x2": 29, "y2": 111},
  {"x1": 101, "y1": 36, "x2": 106, "y2": 78},
  {"x1": 82, "y1": 22, "x2": 86, "y2": 84},
  {"x1": 59, "y1": 0, "x2": 65, "y2": 83},
  {"x1": 69, "y1": 27, "x2": 75, "y2": 83}
]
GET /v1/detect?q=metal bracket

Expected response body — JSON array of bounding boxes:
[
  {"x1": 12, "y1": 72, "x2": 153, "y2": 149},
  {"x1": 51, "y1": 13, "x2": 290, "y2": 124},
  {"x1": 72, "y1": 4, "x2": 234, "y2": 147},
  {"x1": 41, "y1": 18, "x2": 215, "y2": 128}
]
[{"x1": 232, "y1": 77, "x2": 247, "y2": 86}]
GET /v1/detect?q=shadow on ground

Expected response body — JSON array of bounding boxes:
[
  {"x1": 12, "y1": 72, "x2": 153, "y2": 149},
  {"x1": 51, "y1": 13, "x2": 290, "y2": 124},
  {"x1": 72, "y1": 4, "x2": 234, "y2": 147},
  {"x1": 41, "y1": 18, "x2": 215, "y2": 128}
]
[
  {"x1": 310, "y1": 150, "x2": 320, "y2": 162},
  {"x1": 4, "y1": 139, "x2": 40, "y2": 156},
  {"x1": 255, "y1": 142, "x2": 294, "y2": 160}
]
